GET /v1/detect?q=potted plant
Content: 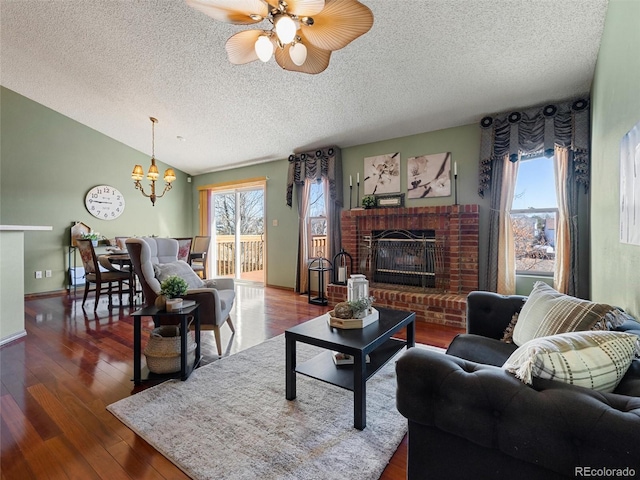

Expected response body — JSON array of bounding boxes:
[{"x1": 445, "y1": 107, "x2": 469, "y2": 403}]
[
  {"x1": 81, "y1": 231, "x2": 102, "y2": 246},
  {"x1": 156, "y1": 275, "x2": 189, "y2": 310},
  {"x1": 348, "y1": 296, "x2": 376, "y2": 319},
  {"x1": 361, "y1": 195, "x2": 376, "y2": 209}
]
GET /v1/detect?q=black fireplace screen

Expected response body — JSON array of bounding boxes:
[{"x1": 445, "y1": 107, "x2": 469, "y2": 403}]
[{"x1": 361, "y1": 230, "x2": 446, "y2": 290}]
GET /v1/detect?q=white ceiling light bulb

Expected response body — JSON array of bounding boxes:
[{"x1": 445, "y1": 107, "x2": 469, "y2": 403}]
[
  {"x1": 275, "y1": 15, "x2": 296, "y2": 44},
  {"x1": 289, "y1": 43, "x2": 307, "y2": 66},
  {"x1": 254, "y1": 35, "x2": 274, "y2": 62}
]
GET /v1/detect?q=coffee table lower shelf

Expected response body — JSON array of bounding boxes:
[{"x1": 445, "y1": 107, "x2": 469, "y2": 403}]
[{"x1": 295, "y1": 338, "x2": 405, "y2": 391}]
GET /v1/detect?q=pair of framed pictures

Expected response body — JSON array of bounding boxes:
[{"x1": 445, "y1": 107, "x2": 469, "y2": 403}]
[{"x1": 363, "y1": 152, "x2": 452, "y2": 199}]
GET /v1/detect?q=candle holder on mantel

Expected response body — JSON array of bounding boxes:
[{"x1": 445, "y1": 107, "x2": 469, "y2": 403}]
[{"x1": 332, "y1": 249, "x2": 353, "y2": 285}]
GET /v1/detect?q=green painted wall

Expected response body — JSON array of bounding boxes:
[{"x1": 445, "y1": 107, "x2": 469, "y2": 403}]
[
  {"x1": 0, "y1": 87, "x2": 193, "y2": 295},
  {"x1": 194, "y1": 124, "x2": 488, "y2": 289},
  {"x1": 590, "y1": 0, "x2": 640, "y2": 318}
]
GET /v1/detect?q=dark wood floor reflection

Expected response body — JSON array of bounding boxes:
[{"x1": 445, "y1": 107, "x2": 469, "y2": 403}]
[{"x1": 1, "y1": 285, "x2": 463, "y2": 479}]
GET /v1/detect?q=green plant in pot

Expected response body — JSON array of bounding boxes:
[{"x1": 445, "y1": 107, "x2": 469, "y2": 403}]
[
  {"x1": 81, "y1": 231, "x2": 102, "y2": 246},
  {"x1": 155, "y1": 275, "x2": 189, "y2": 310},
  {"x1": 361, "y1": 195, "x2": 376, "y2": 209}
]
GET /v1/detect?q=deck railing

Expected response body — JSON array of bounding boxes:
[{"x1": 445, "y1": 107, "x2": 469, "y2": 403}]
[
  {"x1": 214, "y1": 235, "x2": 327, "y2": 276},
  {"x1": 215, "y1": 235, "x2": 264, "y2": 276}
]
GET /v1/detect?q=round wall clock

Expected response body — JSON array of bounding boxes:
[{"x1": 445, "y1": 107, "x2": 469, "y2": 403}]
[{"x1": 85, "y1": 185, "x2": 125, "y2": 220}]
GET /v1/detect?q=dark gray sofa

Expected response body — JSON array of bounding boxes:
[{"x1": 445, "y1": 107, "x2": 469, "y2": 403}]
[{"x1": 396, "y1": 291, "x2": 640, "y2": 480}]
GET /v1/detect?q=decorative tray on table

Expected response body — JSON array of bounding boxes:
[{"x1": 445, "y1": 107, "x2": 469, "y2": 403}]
[{"x1": 327, "y1": 308, "x2": 379, "y2": 329}]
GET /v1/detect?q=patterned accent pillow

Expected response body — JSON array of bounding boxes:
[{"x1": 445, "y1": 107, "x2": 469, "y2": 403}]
[
  {"x1": 503, "y1": 331, "x2": 640, "y2": 393},
  {"x1": 512, "y1": 282, "x2": 615, "y2": 346},
  {"x1": 501, "y1": 313, "x2": 519, "y2": 343},
  {"x1": 154, "y1": 261, "x2": 204, "y2": 290}
]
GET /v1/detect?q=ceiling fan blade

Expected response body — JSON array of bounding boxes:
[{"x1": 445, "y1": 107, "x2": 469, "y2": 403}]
[
  {"x1": 301, "y1": 0, "x2": 373, "y2": 51},
  {"x1": 274, "y1": 38, "x2": 331, "y2": 74},
  {"x1": 226, "y1": 30, "x2": 273, "y2": 64},
  {"x1": 284, "y1": 0, "x2": 325, "y2": 17},
  {"x1": 186, "y1": 0, "x2": 269, "y2": 25}
]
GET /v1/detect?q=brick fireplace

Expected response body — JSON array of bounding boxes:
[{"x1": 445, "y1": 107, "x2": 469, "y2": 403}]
[{"x1": 327, "y1": 204, "x2": 479, "y2": 328}]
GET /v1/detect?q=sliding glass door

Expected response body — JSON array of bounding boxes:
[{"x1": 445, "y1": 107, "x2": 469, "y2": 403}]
[{"x1": 211, "y1": 187, "x2": 265, "y2": 284}]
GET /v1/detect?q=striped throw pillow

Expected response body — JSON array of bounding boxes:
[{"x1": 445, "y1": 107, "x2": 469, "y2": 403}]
[
  {"x1": 512, "y1": 282, "x2": 613, "y2": 346},
  {"x1": 503, "y1": 331, "x2": 640, "y2": 392}
]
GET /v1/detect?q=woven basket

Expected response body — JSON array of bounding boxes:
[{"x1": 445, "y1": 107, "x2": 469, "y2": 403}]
[{"x1": 144, "y1": 324, "x2": 196, "y2": 374}]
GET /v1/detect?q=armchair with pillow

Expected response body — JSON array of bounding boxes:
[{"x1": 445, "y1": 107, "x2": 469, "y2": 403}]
[
  {"x1": 396, "y1": 282, "x2": 640, "y2": 479},
  {"x1": 126, "y1": 237, "x2": 235, "y2": 357}
]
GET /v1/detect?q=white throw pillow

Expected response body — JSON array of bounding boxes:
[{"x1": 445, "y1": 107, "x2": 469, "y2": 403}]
[
  {"x1": 503, "y1": 330, "x2": 640, "y2": 393},
  {"x1": 154, "y1": 261, "x2": 204, "y2": 290},
  {"x1": 512, "y1": 282, "x2": 616, "y2": 346}
]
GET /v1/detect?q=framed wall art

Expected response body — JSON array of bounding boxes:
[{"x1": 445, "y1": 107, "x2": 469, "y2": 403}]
[
  {"x1": 620, "y1": 119, "x2": 640, "y2": 245},
  {"x1": 407, "y1": 152, "x2": 452, "y2": 199},
  {"x1": 364, "y1": 152, "x2": 400, "y2": 195}
]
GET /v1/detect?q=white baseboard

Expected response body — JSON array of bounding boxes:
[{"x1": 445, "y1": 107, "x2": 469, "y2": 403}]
[{"x1": 0, "y1": 329, "x2": 27, "y2": 347}]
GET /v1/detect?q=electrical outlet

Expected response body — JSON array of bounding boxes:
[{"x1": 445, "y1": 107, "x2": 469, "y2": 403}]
[
  {"x1": 45, "y1": 270, "x2": 52, "y2": 278},
  {"x1": 35, "y1": 271, "x2": 43, "y2": 279}
]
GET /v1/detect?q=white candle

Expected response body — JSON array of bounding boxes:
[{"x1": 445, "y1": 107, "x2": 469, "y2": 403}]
[
  {"x1": 349, "y1": 175, "x2": 352, "y2": 187},
  {"x1": 454, "y1": 161, "x2": 457, "y2": 176},
  {"x1": 338, "y1": 267, "x2": 346, "y2": 283},
  {"x1": 357, "y1": 172, "x2": 360, "y2": 184}
]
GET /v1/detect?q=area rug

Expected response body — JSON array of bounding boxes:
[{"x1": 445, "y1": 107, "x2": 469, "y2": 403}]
[{"x1": 108, "y1": 335, "x2": 443, "y2": 480}]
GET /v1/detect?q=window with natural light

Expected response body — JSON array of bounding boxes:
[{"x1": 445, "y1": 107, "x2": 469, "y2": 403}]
[
  {"x1": 308, "y1": 179, "x2": 327, "y2": 258},
  {"x1": 511, "y1": 156, "x2": 558, "y2": 275}
]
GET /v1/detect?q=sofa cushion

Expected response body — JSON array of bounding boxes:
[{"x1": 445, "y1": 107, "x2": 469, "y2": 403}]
[
  {"x1": 503, "y1": 330, "x2": 640, "y2": 393},
  {"x1": 512, "y1": 282, "x2": 616, "y2": 346},
  {"x1": 154, "y1": 261, "x2": 204, "y2": 290}
]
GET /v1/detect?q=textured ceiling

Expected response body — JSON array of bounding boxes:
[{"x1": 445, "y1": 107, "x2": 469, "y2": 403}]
[{"x1": 1, "y1": 0, "x2": 608, "y2": 175}]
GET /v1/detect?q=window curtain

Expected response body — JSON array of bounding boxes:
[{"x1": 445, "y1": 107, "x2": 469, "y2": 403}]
[
  {"x1": 497, "y1": 157, "x2": 519, "y2": 294},
  {"x1": 287, "y1": 146, "x2": 343, "y2": 293},
  {"x1": 479, "y1": 98, "x2": 590, "y2": 294},
  {"x1": 296, "y1": 180, "x2": 313, "y2": 294}
]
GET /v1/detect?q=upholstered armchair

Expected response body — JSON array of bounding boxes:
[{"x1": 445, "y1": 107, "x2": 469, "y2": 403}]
[{"x1": 125, "y1": 237, "x2": 235, "y2": 356}]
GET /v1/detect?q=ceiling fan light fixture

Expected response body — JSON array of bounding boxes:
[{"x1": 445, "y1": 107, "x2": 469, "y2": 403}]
[
  {"x1": 274, "y1": 14, "x2": 297, "y2": 44},
  {"x1": 186, "y1": 0, "x2": 373, "y2": 75},
  {"x1": 255, "y1": 35, "x2": 274, "y2": 62},
  {"x1": 289, "y1": 42, "x2": 307, "y2": 66}
]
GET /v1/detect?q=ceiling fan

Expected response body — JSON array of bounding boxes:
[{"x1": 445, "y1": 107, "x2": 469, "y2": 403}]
[{"x1": 186, "y1": 0, "x2": 374, "y2": 74}]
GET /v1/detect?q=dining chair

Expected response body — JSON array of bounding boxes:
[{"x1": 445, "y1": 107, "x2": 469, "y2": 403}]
[
  {"x1": 189, "y1": 236, "x2": 211, "y2": 279},
  {"x1": 76, "y1": 239, "x2": 130, "y2": 311},
  {"x1": 174, "y1": 237, "x2": 193, "y2": 263}
]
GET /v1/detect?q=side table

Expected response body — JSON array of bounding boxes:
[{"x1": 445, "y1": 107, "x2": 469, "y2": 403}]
[{"x1": 131, "y1": 303, "x2": 201, "y2": 384}]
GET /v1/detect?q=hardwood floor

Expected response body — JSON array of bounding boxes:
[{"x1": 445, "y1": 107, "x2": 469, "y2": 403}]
[{"x1": 1, "y1": 285, "x2": 463, "y2": 479}]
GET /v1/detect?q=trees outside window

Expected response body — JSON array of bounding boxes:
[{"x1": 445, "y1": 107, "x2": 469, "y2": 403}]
[
  {"x1": 307, "y1": 179, "x2": 327, "y2": 258},
  {"x1": 510, "y1": 156, "x2": 558, "y2": 275}
]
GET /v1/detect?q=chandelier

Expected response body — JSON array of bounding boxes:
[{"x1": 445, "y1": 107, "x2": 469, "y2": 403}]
[
  {"x1": 186, "y1": 0, "x2": 374, "y2": 74},
  {"x1": 131, "y1": 117, "x2": 176, "y2": 206}
]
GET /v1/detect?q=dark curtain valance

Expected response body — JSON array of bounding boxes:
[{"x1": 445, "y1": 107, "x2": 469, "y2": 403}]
[
  {"x1": 478, "y1": 98, "x2": 590, "y2": 197},
  {"x1": 286, "y1": 146, "x2": 342, "y2": 207}
]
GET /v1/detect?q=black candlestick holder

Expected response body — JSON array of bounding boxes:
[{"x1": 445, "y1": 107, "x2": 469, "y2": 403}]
[
  {"x1": 356, "y1": 183, "x2": 360, "y2": 207},
  {"x1": 454, "y1": 174, "x2": 458, "y2": 205},
  {"x1": 349, "y1": 185, "x2": 353, "y2": 209}
]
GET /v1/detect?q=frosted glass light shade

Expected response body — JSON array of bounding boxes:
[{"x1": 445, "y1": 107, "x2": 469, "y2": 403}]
[
  {"x1": 254, "y1": 35, "x2": 274, "y2": 62},
  {"x1": 147, "y1": 163, "x2": 159, "y2": 180},
  {"x1": 164, "y1": 168, "x2": 176, "y2": 183},
  {"x1": 132, "y1": 165, "x2": 144, "y2": 181},
  {"x1": 289, "y1": 42, "x2": 307, "y2": 66},
  {"x1": 275, "y1": 15, "x2": 296, "y2": 44}
]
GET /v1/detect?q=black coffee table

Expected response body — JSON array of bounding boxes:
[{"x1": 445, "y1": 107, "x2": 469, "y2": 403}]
[{"x1": 285, "y1": 307, "x2": 415, "y2": 430}]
